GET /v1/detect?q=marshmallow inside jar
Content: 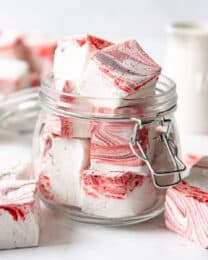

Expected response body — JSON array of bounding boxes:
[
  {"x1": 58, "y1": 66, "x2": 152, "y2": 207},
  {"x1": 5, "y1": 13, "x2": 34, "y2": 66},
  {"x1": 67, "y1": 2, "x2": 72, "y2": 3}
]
[{"x1": 33, "y1": 34, "x2": 184, "y2": 225}]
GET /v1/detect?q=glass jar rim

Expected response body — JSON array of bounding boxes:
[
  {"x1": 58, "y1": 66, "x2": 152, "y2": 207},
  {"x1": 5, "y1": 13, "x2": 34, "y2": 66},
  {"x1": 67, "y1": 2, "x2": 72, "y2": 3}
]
[{"x1": 40, "y1": 73, "x2": 177, "y2": 121}]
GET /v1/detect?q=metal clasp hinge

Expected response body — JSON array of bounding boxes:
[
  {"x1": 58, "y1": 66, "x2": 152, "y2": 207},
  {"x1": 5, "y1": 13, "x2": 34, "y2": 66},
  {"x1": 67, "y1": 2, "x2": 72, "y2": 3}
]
[{"x1": 129, "y1": 117, "x2": 186, "y2": 189}]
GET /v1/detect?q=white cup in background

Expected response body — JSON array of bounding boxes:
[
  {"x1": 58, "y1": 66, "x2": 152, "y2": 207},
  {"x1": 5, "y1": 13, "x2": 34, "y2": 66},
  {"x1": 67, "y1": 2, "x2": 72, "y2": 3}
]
[{"x1": 164, "y1": 21, "x2": 208, "y2": 134}]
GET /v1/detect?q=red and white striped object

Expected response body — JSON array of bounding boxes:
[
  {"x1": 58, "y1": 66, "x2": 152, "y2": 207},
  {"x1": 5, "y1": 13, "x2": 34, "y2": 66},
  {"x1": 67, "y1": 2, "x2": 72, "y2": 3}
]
[
  {"x1": 44, "y1": 114, "x2": 91, "y2": 138},
  {"x1": 0, "y1": 180, "x2": 39, "y2": 249},
  {"x1": 23, "y1": 35, "x2": 56, "y2": 76},
  {"x1": 165, "y1": 154, "x2": 208, "y2": 248},
  {"x1": 0, "y1": 32, "x2": 25, "y2": 60},
  {"x1": 81, "y1": 170, "x2": 156, "y2": 218},
  {"x1": 79, "y1": 40, "x2": 161, "y2": 108},
  {"x1": 90, "y1": 121, "x2": 152, "y2": 174}
]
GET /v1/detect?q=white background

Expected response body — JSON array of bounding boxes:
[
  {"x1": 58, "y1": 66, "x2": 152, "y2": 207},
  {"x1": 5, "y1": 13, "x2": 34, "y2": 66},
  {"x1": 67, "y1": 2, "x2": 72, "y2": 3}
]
[{"x1": 0, "y1": 0, "x2": 207, "y2": 63}]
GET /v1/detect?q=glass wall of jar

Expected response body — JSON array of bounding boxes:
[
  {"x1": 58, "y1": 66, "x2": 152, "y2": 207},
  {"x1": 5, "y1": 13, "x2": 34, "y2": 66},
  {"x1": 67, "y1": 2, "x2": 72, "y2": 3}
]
[{"x1": 33, "y1": 74, "x2": 186, "y2": 226}]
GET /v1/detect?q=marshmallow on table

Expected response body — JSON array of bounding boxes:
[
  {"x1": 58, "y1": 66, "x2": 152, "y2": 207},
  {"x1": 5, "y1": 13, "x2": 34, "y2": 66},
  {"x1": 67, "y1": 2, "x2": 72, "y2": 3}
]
[
  {"x1": 90, "y1": 121, "x2": 154, "y2": 174},
  {"x1": 0, "y1": 59, "x2": 29, "y2": 95},
  {"x1": 0, "y1": 180, "x2": 39, "y2": 249},
  {"x1": 23, "y1": 35, "x2": 56, "y2": 76},
  {"x1": 79, "y1": 40, "x2": 161, "y2": 108},
  {"x1": 0, "y1": 32, "x2": 25, "y2": 60},
  {"x1": 165, "y1": 156, "x2": 208, "y2": 248},
  {"x1": 53, "y1": 34, "x2": 112, "y2": 93},
  {"x1": 39, "y1": 136, "x2": 90, "y2": 207},
  {"x1": 81, "y1": 169, "x2": 157, "y2": 218},
  {"x1": 0, "y1": 139, "x2": 32, "y2": 180}
]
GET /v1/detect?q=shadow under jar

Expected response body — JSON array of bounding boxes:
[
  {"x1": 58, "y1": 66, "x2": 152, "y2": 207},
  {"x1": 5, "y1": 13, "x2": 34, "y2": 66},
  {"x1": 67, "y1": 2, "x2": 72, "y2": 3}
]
[{"x1": 33, "y1": 73, "x2": 186, "y2": 226}]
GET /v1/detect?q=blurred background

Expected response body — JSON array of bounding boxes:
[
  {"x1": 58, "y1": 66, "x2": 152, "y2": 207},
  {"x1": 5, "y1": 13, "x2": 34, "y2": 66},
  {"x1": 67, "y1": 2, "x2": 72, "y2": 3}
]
[
  {"x1": 0, "y1": 0, "x2": 208, "y2": 135},
  {"x1": 0, "y1": 0, "x2": 207, "y2": 64}
]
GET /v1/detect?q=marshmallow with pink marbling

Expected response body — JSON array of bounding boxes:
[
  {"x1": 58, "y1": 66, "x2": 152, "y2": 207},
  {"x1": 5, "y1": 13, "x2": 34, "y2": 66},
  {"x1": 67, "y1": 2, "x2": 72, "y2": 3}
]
[
  {"x1": 44, "y1": 114, "x2": 91, "y2": 138},
  {"x1": 79, "y1": 40, "x2": 161, "y2": 108},
  {"x1": 53, "y1": 34, "x2": 112, "y2": 93},
  {"x1": 23, "y1": 35, "x2": 56, "y2": 75},
  {"x1": 81, "y1": 169, "x2": 157, "y2": 218},
  {"x1": 39, "y1": 136, "x2": 90, "y2": 207},
  {"x1": 0, "y1": 32, "x2": 25, "y2": 59},
  {"x1": 0, "y1": 59, "x2": 29, "y2": 95},
  {"x1": 0, "y1": 180, "x2": 39, "y2": 249},
  {"x1": 165, "y1": 162, "x2": 208, "y2": 248},
  {"x1": 90, "y1": 121, "x2": 155, "y2": 174}
]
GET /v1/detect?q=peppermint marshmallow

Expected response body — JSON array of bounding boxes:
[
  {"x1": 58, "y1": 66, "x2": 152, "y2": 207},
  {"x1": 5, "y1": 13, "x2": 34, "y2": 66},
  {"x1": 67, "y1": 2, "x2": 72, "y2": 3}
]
[
  {"x1": 39, "y1": 136, "x2": 90, "y2": 207},
  {"x1": 23, "y1": 35, "x2": 56, "y2": 76},
  {"x1": 90, "y1": 121, "x2": 154, "y2": 174},
  {"x1": 0, "y1": 59, "x2": 29, "y2": 95},
  {"x1": 53, "y1": 34, "x2": 112, "y2": 93},
  {"x1": 80, "y1": 40, "x2": 161, "y2": 108},
  {"x1": 44, "y1": 115, "x2": 91, "y2": 138},
  {"x1": 165, "y1": 158, "x2": 208, "y2": 248},
  {"x1": 0, "y1": 32, "x2": 25, "y2": 59},
  {"x1": 81, "y1": 170, "x2": 157, "y2": 218},
  {"x1": 0, "y1": 180, "x2": 39, "y2": 249}
]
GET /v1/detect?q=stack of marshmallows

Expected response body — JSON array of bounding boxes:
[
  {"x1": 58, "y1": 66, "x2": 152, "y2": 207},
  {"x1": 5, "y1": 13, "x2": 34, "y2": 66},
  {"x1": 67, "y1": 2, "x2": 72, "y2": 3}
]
[
  {"x1": 39, "y1": 34, "x2": 164, "y2": 218},
  {"x1": 0, "y1": 31, "x2": 56, "y2": 95}
]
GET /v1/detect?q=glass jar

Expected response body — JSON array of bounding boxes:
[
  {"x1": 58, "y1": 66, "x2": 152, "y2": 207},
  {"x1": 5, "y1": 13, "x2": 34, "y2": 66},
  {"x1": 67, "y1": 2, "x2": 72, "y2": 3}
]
[{"x1": 33, "y1": 73, "x2": 186, "y2": 226}]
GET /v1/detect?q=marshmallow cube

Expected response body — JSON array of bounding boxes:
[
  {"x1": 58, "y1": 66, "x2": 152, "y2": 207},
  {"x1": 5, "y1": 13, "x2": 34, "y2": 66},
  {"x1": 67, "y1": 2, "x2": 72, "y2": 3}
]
[
  {"x1": 39, "y1": 136, "x2": 90, "y2": 207},
  {"x1": 81, "y1": 170, "x2": 157, "y2": 218},
  {"x1": 0, "y1": 59, "x2": 29, "y2": 95},
  {"x1": 0, "y1": 180, "x2": 39, "y2": 249},
  {"x1": 53, "y1": 34, "x2": 112, "y2": 93},
  {"x1": 90, "y1": 121, "x2": 154, "y2": 174},
  {"x1": 165, "y1": 164, "x2": 208, "y2": 248},
  {"x1": 0, "y1": 32, "x2": 25, "y2": 60},
  {"x1": 23, "y1": 35, "x2": 56, "y2": 75},
  {"x1": 80, "y1": 40, "x2": 161, "y2": 108}
]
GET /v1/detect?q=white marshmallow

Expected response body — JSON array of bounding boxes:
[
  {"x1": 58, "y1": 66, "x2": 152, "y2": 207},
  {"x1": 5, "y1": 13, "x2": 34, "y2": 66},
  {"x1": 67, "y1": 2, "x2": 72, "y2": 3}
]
[
  {"x1": 0, "y1": 59, "x2": 29, "y2": 94},
  {"x1": 40, "y1": 136, "x2": 90, "y2": 207},
  {"x1": 0, "y1": 180, "x2": 39, "y2": 249},
  {"x1": 81, "y1": 170, "x2": 157, "y2": 218},
  {"x1": 53, "y1": 34, "x2": 112, "y2": 93}
]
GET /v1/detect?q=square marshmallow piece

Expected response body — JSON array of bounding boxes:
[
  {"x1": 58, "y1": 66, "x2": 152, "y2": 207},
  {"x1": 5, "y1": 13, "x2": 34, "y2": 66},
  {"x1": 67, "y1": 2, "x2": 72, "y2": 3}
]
[
  {"x1": 0, "y1": 180, "x2": 39, "y2": 249},
  {"x1": 165, "y1": 158, "x2": 208, "y2": 248},
  {"x1": 80, "y1": 40, "x2": 161, "y2": 108},
  {"x1": 53, "y1": 34, "x2": 112, "y2": 93},
  {"x1": 0, "y1": 59, "x2": 29, "y2": 95},
  {"x1": 39, "y1": 136, "x2": 90, "y2": 207}
]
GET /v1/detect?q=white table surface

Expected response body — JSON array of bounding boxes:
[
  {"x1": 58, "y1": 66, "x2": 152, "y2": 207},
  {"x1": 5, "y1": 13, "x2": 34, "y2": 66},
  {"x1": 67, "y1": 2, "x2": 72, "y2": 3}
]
[{"x1": 0, "y1": 133, "x2": 208, "y2": 259}]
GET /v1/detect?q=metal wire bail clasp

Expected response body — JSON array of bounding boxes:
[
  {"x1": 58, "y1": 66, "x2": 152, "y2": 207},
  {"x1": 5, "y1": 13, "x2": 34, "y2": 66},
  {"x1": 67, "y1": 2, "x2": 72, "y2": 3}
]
[{"x1": 129, "y1": 117, "x2": 186, "y2": 189}]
